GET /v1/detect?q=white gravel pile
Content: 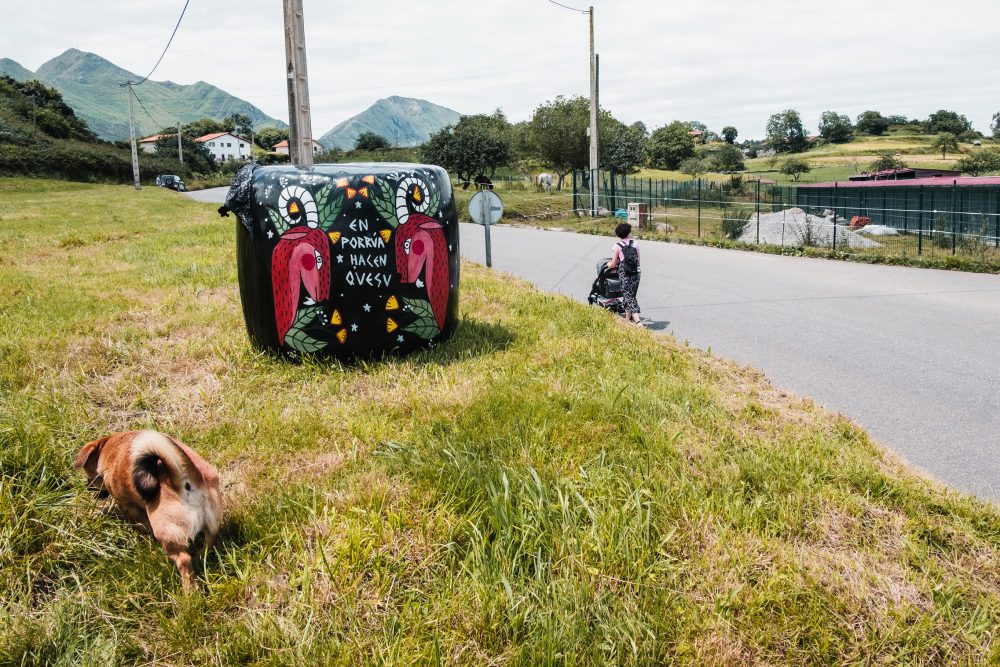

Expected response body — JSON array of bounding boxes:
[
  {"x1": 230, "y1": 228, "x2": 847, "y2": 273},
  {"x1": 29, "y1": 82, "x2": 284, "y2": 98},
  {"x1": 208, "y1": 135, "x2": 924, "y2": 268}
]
[
  {"x1": 856, "y1": 224, "x2": 899, "y2": 236},
  {"x1": 738, "y1": 208, "x2": 881, "y2": 249}
]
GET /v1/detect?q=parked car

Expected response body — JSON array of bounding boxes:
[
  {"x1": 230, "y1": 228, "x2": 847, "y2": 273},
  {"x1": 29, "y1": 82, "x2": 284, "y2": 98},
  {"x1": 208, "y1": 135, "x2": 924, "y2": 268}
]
[{"x1": 155, "y1": 174, "x2": 186, "y2": 191}]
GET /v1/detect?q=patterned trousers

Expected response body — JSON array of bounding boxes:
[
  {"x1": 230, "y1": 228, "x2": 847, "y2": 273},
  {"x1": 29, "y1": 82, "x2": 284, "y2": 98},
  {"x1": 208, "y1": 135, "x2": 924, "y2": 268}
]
[{"x1": 620, "y1": 271, "x2": 640, "y2": 313}]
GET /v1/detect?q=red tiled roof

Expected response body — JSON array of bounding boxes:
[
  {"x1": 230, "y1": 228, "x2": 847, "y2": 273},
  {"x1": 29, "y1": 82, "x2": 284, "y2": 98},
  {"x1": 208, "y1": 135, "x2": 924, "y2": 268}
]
[
  {"x1": 800, "y1": 176, "x2": 1000, "y2": 188},
  {"x1": 194, "y1": 132, "x2": 230, "y2": 143},
  {"x1": 272, "y1": 139, "x2": 289, "y2": 148},
  {"x1": 139, "y1": 134, "x2": 174, "y2": 143}
]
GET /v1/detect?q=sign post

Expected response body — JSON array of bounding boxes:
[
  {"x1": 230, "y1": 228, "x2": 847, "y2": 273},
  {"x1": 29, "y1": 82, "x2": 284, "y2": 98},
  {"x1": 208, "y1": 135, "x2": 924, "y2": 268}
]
[{"x1": 469, "y1": 190, "x2": 504, "y2": 268}]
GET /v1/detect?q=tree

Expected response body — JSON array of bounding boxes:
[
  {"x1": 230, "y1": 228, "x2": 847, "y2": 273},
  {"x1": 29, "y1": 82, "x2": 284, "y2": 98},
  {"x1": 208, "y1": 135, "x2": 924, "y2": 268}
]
[
  {"x1": 225, "y1": 113, "x2": 253, "y2": 137},
  {"x1": 931, "y1": 132, "x2": 960, "y2": 159},
  {"x1": 867, "y1": 151, "x2": 906, "y2": 173},
  {"x1": 818, "y1": 111, "x2": 854, "y2": 143},
  {"x1": 601, "y1": 120, "x2": 648, "y2": 174},
  {"x1": 255, "y1": 126, "x2": 289, "y2": 151},
  {"x1": 648, "y1": 121, "x2": 696, "y2": 170},
  {"x1": 779, "y1": 157, "x2": 811, "y2": 182},
  {"x1": 679, "y1": 157, "x2": 706, "y2": 179},
  {"x1": 956, "y1": 149, "x2": 1000, "y2": 176},
  {"x1": 154, "y1": 135, "x2": 215, "y2": 173},
  {"x1": 886, "y1": 114, "x2": 910, "y2": 128},
  {"x1": 527, "y1": 96, "x2": 596, "y2": 189},
  {"x1": 765, "y1": 109, "x2": 807, "y2": 153},
  {"x1": 700, "y1": 143, "x2": 744, "y2": 172},
  {"x1": 180, "y1": 118, "x2": 229, "y2": 139},
  {"x1": 354, "y1": 131, "x2": 391, "y2": 151},
  {"x1": 992, "y1": 112, "x2": 1000, "y2": 139},
  {"x1": 855, "y1": 111, "x2": 889, "y2": 136},
  {"x1": 422, "y1": 111, "x2": 512, "y2": 187},
  {"x1": 925, "y1": 110, "x2": 972, "y2": 136},
  {"x1": 721, "y1": 126, "x2": 738, "y2": 144}
]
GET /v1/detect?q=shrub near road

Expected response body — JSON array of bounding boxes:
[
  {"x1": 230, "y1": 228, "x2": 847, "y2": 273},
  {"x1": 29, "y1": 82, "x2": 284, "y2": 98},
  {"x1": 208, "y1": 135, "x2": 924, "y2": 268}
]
[{"x1": 4, "y1": 179, "x2": 1000, "y2": 664}]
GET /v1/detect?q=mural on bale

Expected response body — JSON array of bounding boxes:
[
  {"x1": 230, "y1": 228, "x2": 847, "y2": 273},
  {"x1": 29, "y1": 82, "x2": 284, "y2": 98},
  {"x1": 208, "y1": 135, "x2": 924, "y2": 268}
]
[{"x1": 228, "y1": 164, "x2": 459, "y2": 358}]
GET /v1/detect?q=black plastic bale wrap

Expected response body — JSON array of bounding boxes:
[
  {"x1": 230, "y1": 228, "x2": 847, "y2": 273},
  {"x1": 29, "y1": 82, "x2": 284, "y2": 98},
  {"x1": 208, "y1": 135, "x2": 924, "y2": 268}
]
[{"x1": 224, "y1": 163, "x2": 460, "y2": 359}]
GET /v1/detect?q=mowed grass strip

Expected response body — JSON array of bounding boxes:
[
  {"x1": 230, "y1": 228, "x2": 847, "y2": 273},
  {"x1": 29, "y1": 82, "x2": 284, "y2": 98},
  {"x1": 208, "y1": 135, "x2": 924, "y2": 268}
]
[{"x1": 3, "y1": 178, "x2": 1000, "y2": 665}]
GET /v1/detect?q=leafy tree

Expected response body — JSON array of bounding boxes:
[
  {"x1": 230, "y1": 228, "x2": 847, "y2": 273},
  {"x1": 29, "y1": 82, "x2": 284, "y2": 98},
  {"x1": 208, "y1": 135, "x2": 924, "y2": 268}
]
[
  {"x1": 855, "y1": 110, "x2": 889, "y2": 136},
  {"x1": 956, "y1": 149, "x2": 1000, "y2": 176},
  {"x1": 1, "y1": 75, "x2": 94, "y2": 141},
  {"x1": 867, "y1": 151, "x2": 906, "y2": 172},
  {"x1": 925, "y1": 110, "x2": 972, "y2": 136},
  {"x1": 354, "y1": 131, "x2": 391, "y2": 151},
  {"x1": 931, "y1": 132, "x2": 960, "y2": 159},
  {"x1": 422, "y1": 111, "x2": 512, "y2": 187},
  {"x1": 155, "y1": 135, "x2": 215, "y2": 173},
  {"x1": 648, "y1": 121, "x2": 696, "y2": 170},
  {"x1": 779, "y1": 157, "x2": 811, "y2": 181},
  {"x1": 601, "y1": 120, "x2": 648, "y2": 174},
  {"x1": 765, "y1": 109, "x2": 807, "y2": 153},
  {"x1": 255, "y1": 126, "x2": 289, "y2": 150},
  {"x1": 181, "y1": 118, "x2": 228, "y2": 139},
  {"x1": 721, "y1": 126, "x2": 738, "y2": 144},
  {"x1": 526, "y1": 96, "x2": 612, "y2": 190},
  {"x1": 700, "y1": 143, "x2": 744, "y2": 172},
  {"x1": 886, "y1": 114, "x2": 910, "y2": 128},
  {"x1": 679, "y1": 157, "x2": 706, "y2": 179},
  {"x1": 992, "y1": 112, "x2": 1000, "y2": 139},
  {"x1": 509, "y1": 120, "x2": 534, "y2": 161},
  {"x1": 225, "y1": 113, "x2": 253, "y2": 137},
  {"x1": 818, "y1": 111, "x2": 854, "y2": 143}
]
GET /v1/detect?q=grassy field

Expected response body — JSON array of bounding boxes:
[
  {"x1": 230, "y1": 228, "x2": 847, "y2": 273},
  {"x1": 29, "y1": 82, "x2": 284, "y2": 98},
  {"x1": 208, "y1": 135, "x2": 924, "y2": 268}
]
[{"x1": 5, "y1": 179, "x2": 1000, "y2": 664}]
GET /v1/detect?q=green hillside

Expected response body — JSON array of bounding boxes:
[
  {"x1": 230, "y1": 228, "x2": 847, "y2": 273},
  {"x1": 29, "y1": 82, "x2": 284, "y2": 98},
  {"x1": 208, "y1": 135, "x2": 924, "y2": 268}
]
[
  {"x1": 0, "y1": 58, "x2": 32, "y2": 82},
  {"x1": 15, "y1": 49, "x2": 285, "y2": 140},
  {"x1": 319, "y1": 96, "x2": 460, "y2": 150}
]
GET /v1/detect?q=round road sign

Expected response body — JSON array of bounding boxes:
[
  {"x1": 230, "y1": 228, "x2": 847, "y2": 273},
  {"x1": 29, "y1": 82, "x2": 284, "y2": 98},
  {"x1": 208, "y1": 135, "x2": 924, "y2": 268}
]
[{"x1": 469, "y1": 190, "x2": 504, "y2": 225}]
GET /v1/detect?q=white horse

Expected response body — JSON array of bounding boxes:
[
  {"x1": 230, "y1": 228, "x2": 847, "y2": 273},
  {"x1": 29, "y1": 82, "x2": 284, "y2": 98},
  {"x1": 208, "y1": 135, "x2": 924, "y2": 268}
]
[{"x1": 535, "y1": 173, "x2": 553, "y2": 193}]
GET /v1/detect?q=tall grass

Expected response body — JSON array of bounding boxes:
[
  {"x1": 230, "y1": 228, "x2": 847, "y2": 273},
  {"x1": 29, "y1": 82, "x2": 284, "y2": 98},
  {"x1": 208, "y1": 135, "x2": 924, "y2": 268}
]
[{"x1": 3, "y1": 178, "x2": 1000, "y2": 664}]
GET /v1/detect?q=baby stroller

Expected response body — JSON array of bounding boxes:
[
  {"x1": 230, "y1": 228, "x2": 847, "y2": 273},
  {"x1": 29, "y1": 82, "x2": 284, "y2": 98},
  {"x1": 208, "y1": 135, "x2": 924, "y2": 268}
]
[{"x1": 587, "y1": 258, "x2": 625, "y2": 314}]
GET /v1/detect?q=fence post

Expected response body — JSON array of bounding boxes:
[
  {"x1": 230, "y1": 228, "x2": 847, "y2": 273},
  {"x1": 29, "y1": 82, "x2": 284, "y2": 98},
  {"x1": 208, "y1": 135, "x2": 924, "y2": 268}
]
[
  {"x1": 697, "y1": 177, "x2": 702, "y2": 238},
  {"x1": 917, "y1": 185, "x2": 923, "y2": 256},
  {"x1": 995, "y1": 189, "x2": 999, "y2": 249},
  {"x1": 755, "y1": 178, "x2": 761, "y2": 244},
  {"x1": 952, "y1": 180, "x2": 957, "y2": 256},
  {"x1": 572, "y1": 170, "x2": 577, "y2": 212},
  {"x1": 833, "y1": 182, "x2": 838, "y2": 249}
]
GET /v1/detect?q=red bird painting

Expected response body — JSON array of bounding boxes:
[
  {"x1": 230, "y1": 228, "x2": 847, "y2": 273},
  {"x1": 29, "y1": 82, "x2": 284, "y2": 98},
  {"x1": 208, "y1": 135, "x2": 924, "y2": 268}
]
[
  {"x1": 271, "y1": 226, "x2": 331, "y2": 342},
  {"x1": 393, "y1": 177, "x2": 449, "y2": 330}
]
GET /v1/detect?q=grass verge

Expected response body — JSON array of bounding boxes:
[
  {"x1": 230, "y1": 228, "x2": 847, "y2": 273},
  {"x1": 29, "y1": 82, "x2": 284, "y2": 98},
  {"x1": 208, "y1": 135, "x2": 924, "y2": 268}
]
[{"x1": 3, "y1": 178, "x2": 1000, "y2": 664}]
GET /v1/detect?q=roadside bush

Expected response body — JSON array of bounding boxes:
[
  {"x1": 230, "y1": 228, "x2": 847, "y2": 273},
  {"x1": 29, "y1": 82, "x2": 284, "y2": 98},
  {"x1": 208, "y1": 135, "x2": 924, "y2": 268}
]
[{"x1": 720, "y1": 209, "x2": 751, "y2": 239}]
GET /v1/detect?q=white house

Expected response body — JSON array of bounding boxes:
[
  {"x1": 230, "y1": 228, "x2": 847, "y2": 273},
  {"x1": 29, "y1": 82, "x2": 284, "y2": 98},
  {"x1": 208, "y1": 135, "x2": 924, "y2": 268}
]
[
  {"x1": 137, "y1": 134, "x2": 174, "y2": 154},
  {"x1": 195, "y1": 132, "x2": 253, "y2": 162},
  {"x1": 271, "y1": 139, "x2": 325, "y2": 156}
]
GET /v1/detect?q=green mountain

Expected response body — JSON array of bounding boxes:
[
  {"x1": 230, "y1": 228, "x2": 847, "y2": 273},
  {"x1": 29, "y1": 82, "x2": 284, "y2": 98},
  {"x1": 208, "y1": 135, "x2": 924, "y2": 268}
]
[
  {"x1": 319, "y1": 96, "x2": 461, "y2": 150},
  {"x1": 0, "y1": 58, "x2": 33, "y2": 82},
  {"x1": 12, "y1": 49, "x2": 285, "y2": 140}
]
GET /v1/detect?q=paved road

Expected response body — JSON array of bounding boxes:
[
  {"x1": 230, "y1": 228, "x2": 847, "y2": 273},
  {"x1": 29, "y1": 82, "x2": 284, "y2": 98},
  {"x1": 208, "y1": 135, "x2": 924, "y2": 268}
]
[
  {"x1": 461, "y1": 223, "x2": 1000, "y2": 502},
  {"x1": 189, "y1": 188, "x2": 1000, "y2": 500},
  {"x1": 185, "y1": 187, "x2": 229, "y2": 204}
]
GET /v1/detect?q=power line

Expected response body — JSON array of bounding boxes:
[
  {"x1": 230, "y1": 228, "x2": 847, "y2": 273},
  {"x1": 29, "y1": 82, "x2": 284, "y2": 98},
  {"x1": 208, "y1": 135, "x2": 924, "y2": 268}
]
[
  {"x1": 131, "y1": 87, "x2": 165, "y2": 132},
  {"x1": 545, "y1": 0, "x2": 589, "y2": 14},
  {"x1": 129, "y1": 0, "x2": 191, "y2": 86}
]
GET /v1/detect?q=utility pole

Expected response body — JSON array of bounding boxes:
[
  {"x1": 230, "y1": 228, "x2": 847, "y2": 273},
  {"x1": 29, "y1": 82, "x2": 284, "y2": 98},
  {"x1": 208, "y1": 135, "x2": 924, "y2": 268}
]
[
  {"x1": 588, "y1": 5, "x2": 598, "y2": 217},
  {"x1": 283, "y1": 0, "x2": 314, "y2": 166},
  {"x1": 125, "y1": 83, "x2": 141, "y2": 190},
  {"x1": 177, "y1": 121, "x2": 183, "y2": 164}
]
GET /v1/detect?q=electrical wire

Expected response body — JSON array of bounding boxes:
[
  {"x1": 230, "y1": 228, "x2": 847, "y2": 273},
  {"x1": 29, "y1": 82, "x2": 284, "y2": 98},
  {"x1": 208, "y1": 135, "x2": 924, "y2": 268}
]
[
  {"x1": 545, "y1": 0, "x2": 590, "y2": 14},
  {"x1": 130, "y1": 87, "x2": 165, "y2": 131},
  {"x1": 127, "y1": 0, "x2": 191, "y2": 86}
]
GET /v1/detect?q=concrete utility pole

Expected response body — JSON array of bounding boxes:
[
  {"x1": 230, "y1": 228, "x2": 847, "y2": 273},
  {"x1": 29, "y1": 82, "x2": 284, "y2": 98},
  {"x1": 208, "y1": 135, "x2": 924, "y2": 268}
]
[
  {"x1": 125, "y1": 83, "x2": 141, "y2": 190},
  {"x1": 177, "y1": 121, "x2": 183, "y2": 163},
  {"x1": 588, "y1": 5, "x2": 599, "y2": 217},
  {"x1": 283, "y1": 0, "x2": 314, "y2": 166}
]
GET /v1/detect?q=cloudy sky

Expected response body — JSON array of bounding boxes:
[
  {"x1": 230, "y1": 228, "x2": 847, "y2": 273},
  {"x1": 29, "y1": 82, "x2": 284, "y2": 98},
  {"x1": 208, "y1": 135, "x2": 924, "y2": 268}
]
[{"x1": 2, "y1": 0, "x2": 998, "y2": 139}]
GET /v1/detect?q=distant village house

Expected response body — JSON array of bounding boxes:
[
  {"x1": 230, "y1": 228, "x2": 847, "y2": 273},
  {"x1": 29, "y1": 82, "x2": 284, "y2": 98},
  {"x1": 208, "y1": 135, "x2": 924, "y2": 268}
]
[
  {"x1": 271, "y1": 139, "x2": 325, "y2": 156},
  {"x1": 195, "y1": 132, "x2": 253, "y2": 162}
]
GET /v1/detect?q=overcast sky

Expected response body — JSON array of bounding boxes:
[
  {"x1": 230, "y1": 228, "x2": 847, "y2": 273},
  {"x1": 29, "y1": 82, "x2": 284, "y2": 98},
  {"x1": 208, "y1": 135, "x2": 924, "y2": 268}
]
[{"x1": 2, "y1": 0, "x2": 998, "y2": 139}]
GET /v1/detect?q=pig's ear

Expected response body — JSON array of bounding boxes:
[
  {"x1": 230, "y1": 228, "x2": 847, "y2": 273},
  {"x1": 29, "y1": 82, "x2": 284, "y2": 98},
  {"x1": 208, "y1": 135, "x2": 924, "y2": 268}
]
[{"x1": 74, "y1": 437, "x2": 109, "y2": 472}]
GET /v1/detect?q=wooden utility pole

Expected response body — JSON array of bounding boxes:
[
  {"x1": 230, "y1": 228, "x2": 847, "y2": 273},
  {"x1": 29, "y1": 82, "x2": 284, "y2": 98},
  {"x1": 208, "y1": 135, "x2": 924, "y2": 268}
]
[
  {"x1": 126, "y1": 83, "x2": 141, "y2": 190},
  {"x1": 283, "y1": 0, "x2": 314, "y2": 166},
  {"x1": 588, "y1": 6, "x2": 598, "y2": 217},
  {"x1": 177, "y1": 121, "x2": 183, "y2": 163}
]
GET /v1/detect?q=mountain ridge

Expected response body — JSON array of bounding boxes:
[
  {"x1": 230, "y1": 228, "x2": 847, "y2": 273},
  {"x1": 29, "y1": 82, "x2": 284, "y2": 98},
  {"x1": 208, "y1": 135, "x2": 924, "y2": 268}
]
[{"x1": 319, "y1": 96, "x2": 461, "y2": 150}]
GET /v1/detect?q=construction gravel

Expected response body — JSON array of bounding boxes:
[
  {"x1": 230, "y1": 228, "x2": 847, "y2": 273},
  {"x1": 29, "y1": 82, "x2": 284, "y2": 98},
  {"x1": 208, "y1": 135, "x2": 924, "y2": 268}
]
[{"x1": 738, "y1": 208, "x2": 881, "y2": 249}]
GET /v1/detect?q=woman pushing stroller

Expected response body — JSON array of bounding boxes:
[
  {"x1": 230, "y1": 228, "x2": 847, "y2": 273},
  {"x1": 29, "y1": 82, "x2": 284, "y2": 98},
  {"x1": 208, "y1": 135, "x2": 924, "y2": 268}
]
[{"x1": 608, "y1": 222, "x2": 642, "y2": 325}]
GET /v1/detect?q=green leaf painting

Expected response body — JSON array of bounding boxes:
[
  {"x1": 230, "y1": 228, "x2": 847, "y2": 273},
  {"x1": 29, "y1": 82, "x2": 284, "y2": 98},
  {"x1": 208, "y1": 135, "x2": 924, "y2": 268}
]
[
  {"x1": 401, "y1": 297, "x2": 440, "y2": 340},
  {"x1": 284, "y1": 305, "x2": 328, "y2": 353},
  {"x1": 314, "y1": 183, "x2": 344, "y2": 232},
  {"x1": 268, "y1": 207, "x2": 290, "y2": 235},
  {"x1": 428, "y1": 178, "x2": 440, "y2": 217},
  {"x1": 372, "y1": 178, "x2": 399, "y2": 228}
]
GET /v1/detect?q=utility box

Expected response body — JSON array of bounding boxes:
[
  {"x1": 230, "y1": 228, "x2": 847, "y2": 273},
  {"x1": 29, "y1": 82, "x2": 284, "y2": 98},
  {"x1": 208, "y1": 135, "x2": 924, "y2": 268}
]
[{"x1": 627, "y1": 202, "x2": 649, "y2": 229}]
